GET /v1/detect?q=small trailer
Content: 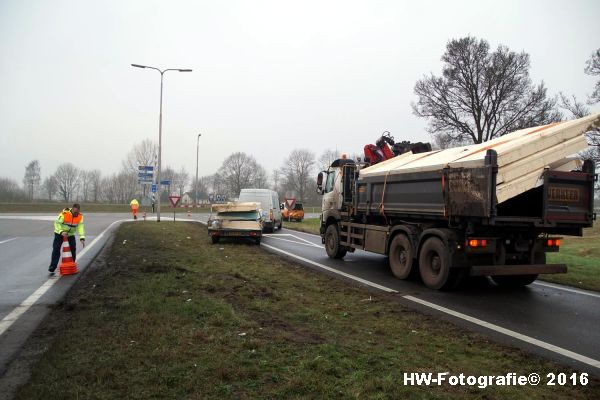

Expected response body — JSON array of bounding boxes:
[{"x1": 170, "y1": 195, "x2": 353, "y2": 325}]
[{"x1": 317, "y1": 114, "x2": 599, "y2": 290}]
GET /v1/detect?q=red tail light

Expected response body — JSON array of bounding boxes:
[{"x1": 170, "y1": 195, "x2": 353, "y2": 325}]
[
  {"x1": 467, "y1": 239, "x2": 487, "y2": 248},
  {"x1": 547, "y1": 238, "x2": 561, "y2": 247}
]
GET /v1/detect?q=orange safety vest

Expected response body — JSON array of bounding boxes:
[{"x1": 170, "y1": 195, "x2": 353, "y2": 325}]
[{"x1": 54, "y1": 209, "x2": 85, "y2": 238}]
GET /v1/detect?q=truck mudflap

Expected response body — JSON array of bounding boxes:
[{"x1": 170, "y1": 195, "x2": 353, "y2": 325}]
[{"x1": 470, "y1": 264, "x2": 567, "y2": 276}]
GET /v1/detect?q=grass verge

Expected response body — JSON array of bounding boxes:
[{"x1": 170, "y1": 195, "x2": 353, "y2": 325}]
[
  {"x1": 545, "y1": 225, "x2": 600, "y2": 292},
  {"x1": 15, "y1": 222, "x2": 599, "y2": 399},
  {"x1": 285, "y1": 219, "x2": 600, "y2": 292},
  {"x1": 282, "y1": 217, "x2": 320, "y2": 235}
]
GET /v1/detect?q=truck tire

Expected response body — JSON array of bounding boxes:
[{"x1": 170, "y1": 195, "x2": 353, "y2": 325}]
[
  {"x1": 389, "y1": 234, "x2": 414, "y2": 279},
  {"x1": 419, "y1": 237, "x2": 453, "y2": 290},
  {"x1": 491, "y1": 253, "x2": 542, "y2": 287},
  {"x1": 325, "y1": 224, "x2": 347, "y2": 259},
  {"x1": 278, "y1": 220, "x2": 282, "y2": 230},
  {"x1": 255, "y1": 237, "x2": 261, "y2": 245},
  {"x1": 211, "y1": 236, "x2": 220, "y2": 244}
]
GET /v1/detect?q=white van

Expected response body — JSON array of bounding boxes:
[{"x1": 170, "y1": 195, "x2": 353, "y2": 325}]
[{"x1": 238, "y1": 189, "x2": 282, "y2": 232}]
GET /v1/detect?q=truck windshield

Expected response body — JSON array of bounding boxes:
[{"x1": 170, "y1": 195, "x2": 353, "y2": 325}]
[
  {"x1": 217, "y1": 211, "x2": 260, "y2": 220},
  {"x1": 325, "y1": 171, "x2": 336, "y2": 193}
]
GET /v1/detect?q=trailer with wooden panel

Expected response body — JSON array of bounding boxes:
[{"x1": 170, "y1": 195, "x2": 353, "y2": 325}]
[{"x1": 317, "y1": 113, "x2": 599, "y2": 290}]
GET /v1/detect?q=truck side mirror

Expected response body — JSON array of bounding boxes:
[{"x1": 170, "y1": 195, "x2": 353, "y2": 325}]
[
  {"x1": 316, "y1": 172, "x2": 324, "y2": 193},
  {"x1": 280, "y1": 203, "x2": 284, "y2": 210}
]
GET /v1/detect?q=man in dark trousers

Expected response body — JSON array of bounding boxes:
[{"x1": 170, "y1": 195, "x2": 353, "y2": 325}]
[{"x1": 48, "y1": 203, "x2": 86, "y2": 275}]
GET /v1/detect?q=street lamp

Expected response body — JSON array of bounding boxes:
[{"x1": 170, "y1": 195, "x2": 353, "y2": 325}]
[
  {"x1": 195, "y1": 133, "x2": 201, "y2": 208},
  {"x1": 131, "y1": 63, "x2": 192, "y2": 222}
]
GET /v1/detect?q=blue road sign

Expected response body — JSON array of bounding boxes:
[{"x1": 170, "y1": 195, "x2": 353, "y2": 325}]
[
  {"x1": 138, "y1": 165, "x2": 154, "y2": 172},
  {"x1": 160, "y1": 180, "x2": 171, "y2": 185},
  {"x1": 138, "y1": 172, "x2": 153, "y2": 178},
  {"x1": 151, "y1": 183, "x2": 157, "y2": 193}
]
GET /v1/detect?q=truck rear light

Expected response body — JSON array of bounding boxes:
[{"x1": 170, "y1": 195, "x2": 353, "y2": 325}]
[
  {"x1": 467, "y1": 239, "x2": 487, "y2": 248},
  {"x1": 250, "y1": 232, "x2": 257, "y2": 237},
  {"x1": 547, "y1": 238, "x2": 561, "y2": 247},
  {"x1": 269, "y1": 210, "x2": 273, "y2": 220}
]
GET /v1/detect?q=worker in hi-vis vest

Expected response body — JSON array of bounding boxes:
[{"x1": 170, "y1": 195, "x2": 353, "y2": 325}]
[
  {"x1": 49, "y1": 203, "x2": 85, "y2": 275},
  {"x1": 130, "y1": 198, "x2": 139, "y2": 220}
]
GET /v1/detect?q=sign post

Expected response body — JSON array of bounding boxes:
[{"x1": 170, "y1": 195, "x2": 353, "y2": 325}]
[{"x1": 169, "y1": 195, "x2": 181, "y2": 221}]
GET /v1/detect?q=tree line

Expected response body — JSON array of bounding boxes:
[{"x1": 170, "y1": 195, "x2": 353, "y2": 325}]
[{"x1": 2, "y1": 137, "x2": 338, "y2": 205}]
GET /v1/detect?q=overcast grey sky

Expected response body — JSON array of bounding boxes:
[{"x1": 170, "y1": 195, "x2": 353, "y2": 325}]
[{"x1": 1, "y1": 0, "x2": 599, "y2": 183}]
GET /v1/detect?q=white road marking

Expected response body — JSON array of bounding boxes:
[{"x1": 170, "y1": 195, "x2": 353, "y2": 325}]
[
  {"x1": 261, "y1": 243, "x2": 398, "y2": 293},
  {"x1": 0, "y1": 215, "x2": 56, "y2": 221},
  {"x1": 403, "y1": 295, "x2": 600, "y2": 369},
  {"x1": 0, "y1": 237, "x2": 19, "y2": 245},
  {"x1": 263, "y1": 234, "x2": 322, "y2": 248},
  {"x1": 0, "y1": 219, "x2": 126, "y2": 337},
  {"x1": 260, "y1": 241, "x2": 600, "y2": 370},
  {"x1": 533, "y1": 281, "x2": 600, "y2": 300}
]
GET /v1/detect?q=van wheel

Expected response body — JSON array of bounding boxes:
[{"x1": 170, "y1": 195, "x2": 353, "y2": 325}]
[
  {"x1": 389, "y1": 234, "x2": 414, "y2": 279},
  {"x1": 325, "y1": 224, "x2": 347, "y2": 259},
  {"x1": 419, "y1": 237, "x2": 453, "y2": 290}
]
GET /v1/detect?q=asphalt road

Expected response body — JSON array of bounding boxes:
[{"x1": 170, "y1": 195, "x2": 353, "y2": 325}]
[
  {"x1": 256, "y1": 227, "x2": 600, "y2": 376},
  {"x1": 0, "y1": 212, "x2": 141, "y2": 375},
  {"x1": 2, "y1": 213, "x2": 599, "y2": 381}
]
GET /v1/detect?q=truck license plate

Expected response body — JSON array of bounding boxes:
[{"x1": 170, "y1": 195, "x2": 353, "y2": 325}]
[{"x1": 549, "y1": 187, "x2": 580, "y2": 203}]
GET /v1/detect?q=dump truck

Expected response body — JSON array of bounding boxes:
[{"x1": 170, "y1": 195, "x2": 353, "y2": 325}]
[{"x1": 317, "y1": 113, "x2": 599, "y2": 290}]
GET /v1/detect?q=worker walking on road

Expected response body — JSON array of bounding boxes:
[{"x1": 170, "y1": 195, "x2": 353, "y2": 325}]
[
  {"x1": 130, "y1": 198, "x2": 139, "y2": 220},
  {"x1": 48, "y1": 203, "x2": 85, "y2": 275}
]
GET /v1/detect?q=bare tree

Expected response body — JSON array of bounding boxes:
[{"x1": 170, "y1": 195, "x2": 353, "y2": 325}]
[
  {"x1": 123, "y1": 139, "x2": 158, "y2": 172},
  {"x1": 318, "y1": 149, "x2": 338, "y2": 171},
  {"x1": 100, "y1": 169, "x2": 137, "y2": 204},
  {"x1": 54, "y1": 163, "x2": 81, "y2": 202},
  {"x1": 174, "y1": 167, "x2": 189, "y2": 196},
  {"x1": 585, "y1": 48, "x2": 600, "y2": 105},
  {"x1": 0, "y1": 177, "x2": 27, "y2": 202},
  {"x1": 217, "y1": 152, "x2": 268, "y2": 197},
  {"x1": 281, "y1": 149, "x2": 315, "y2": 203},
  {"x1": 89, "y1": 169, "x2": 102, "y2": 202},
  {"x1": 42, "y1": 175, "x2": 58, "y2": 201},
  {"x1": 413, "y1": 36, "x2": 560, "y2": 147},
  {"x1": 23, "y1": 160, "x2": 41, "y2": 201}
]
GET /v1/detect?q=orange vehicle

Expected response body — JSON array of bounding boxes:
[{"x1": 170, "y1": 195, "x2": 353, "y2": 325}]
[{"x1": 282, "y1": 202, "x2": 304, "y2": 222}]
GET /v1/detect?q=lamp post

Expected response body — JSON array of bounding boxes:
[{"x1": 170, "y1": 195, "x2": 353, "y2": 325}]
[
  {"x1": 131, "y1": 64, "x2": 192, "y2": 222},
  {"x1": 195, "y1": 133, "x2": 201, "y2": 208}
]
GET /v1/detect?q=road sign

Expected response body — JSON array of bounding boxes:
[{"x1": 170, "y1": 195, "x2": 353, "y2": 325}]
[
  {"x1": 151, "y1": 183, "x2": 157, "y2": 193},
  {"x1": 169, "y1": 195, "x2": 181, "y2": 208},
  {"x1": 138, "y1": 165, "x2": 154, "y2": 171},
  {"x1": 160, "y1": 180, "x2": 171, "y2": 186},
  {"x1": 285, "y1": 197, "x2": 296, "y2": 209}
]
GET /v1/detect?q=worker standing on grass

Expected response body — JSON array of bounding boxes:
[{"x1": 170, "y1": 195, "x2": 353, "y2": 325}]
[
  {"x1": 130, "y1": 198, "x2": 139, "y2": 220},
  {"x1": 48, "y1": 203, "x2": 85, "y2": 275}
]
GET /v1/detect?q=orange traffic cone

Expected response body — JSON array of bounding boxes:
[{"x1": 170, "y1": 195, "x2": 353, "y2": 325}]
[{"x1": 59, "y1": 236, "x2": 79, "y2": 275}]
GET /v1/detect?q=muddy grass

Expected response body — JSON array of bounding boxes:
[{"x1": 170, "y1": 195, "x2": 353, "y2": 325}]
[{"x1": 10, "y1": 222, "x2": 600, "y2": 399}]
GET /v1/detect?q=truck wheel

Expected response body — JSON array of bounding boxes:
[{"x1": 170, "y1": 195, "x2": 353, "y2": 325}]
[
  {"x1": 389, "y1": 234, "x2": 414, "y2": 279},
  {"x1": 255, "y1": 237, "x2": 261, "y2": 245},
  {"x1": 325, "y1": 224, "x2": 347, "y2": 259},
  {"x1": 491, "y1": 253, "x2": 542, "y2": 287},
  {"x1": 211, "y1": 236, "x2": 220, "y2": 244},
  {"x1": 278, "y1": 220, "x2": 282, "y2": 230},
  {"x1": 419, "y1": 237, "x2": 452, "y2": 290}
]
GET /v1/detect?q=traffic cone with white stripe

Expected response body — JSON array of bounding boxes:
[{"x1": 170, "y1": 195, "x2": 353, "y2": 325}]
[{"x1": 59, "y1": 236, "x2": 79, "y2": 275}]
